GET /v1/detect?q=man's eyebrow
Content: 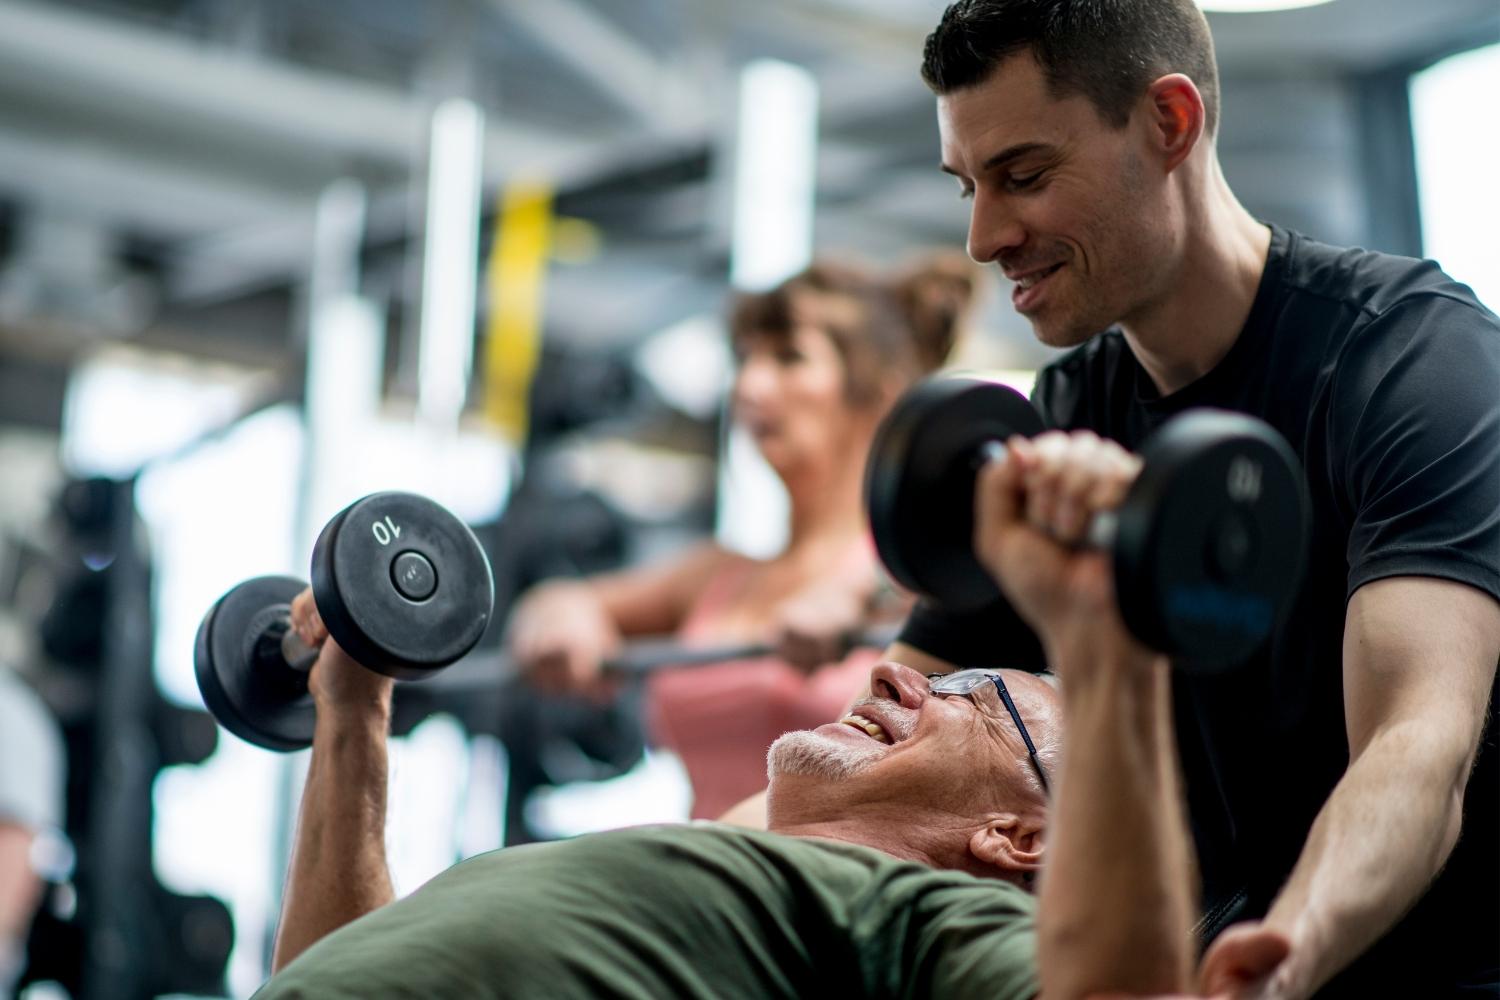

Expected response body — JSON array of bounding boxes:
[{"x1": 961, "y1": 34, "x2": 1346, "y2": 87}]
[{"x1": 940, "y1": 142, "x2": 1054, "y2": 178}]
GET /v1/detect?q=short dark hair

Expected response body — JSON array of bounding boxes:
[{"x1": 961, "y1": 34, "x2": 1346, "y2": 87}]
[{"x1": 921, "y1": 0, "x2": 1220, "y2": 136}]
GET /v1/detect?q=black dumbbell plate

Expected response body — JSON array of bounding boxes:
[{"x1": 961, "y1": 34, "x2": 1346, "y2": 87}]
[
  {"x1": 311, "y1": 492, "x2": 495, "y2": 680},
  {"x1": 194, "y1": 575, "x2": 316, "y2": 751},
  {"x1": 1114, "y1": 411, "x2": 1307, "y2": 667},
  {"x1": 866, "y1": 375, "x2": 1046, "y2": 611}
]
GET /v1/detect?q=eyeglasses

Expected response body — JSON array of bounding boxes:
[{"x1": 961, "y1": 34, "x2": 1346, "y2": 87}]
[{"x1": 927, "y1": 669, "x2": 1051, "y2": 795}]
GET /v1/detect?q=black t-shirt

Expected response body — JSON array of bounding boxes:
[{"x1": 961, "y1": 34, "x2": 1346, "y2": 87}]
[{"x1": 899, "y1": 225, "x2": 1500, "y2": 994}]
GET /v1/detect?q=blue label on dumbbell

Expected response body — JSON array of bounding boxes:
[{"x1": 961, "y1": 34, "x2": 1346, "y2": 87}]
[{"x1": 1166, "y1": 585, "x2": 1273, "y2": 637}]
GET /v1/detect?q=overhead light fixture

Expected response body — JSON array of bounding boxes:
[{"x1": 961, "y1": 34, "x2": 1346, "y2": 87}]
[
  {"x1": 719, "y1": 58, "x2": 819, "y2": 558},
  {"x1": 1197, "y1": 0, "x2": 1334, "y2": 11},
  {"x1": 418, "y1": 98, "x2": 485, "y2": 434},
  {"x1": 729, "y1": 58, "x2": 819, "y2": 292}
]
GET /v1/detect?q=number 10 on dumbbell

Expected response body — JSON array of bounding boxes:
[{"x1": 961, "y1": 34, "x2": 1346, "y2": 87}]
[
  {"x1": 865, "y1": 375, "x2": 1309, "y2": 667},
  {"x1": 194, "y1": 492, "x2": 495, "y2": 751}
]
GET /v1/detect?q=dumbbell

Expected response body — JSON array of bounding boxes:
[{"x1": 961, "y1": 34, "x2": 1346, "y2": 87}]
[
  {"x1": 865, "y1": 375, "x2": 1309, "y2": 667},
  {"x1": 194, "y1": 492, "x2": 495, "y2": 751}
]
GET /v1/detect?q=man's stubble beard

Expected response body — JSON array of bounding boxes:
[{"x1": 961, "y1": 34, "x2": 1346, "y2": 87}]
[
  {"x1": 766, "y1": 730, "x2": 882, "y2": 782},
  {"x1": 1026, "y1": 146, "x2": 1160, "y2": 348}
]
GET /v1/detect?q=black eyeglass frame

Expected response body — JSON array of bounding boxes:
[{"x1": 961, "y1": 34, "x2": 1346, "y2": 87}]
[{"x1": 926, "y1": 670, "x2": 1051, "y2": 795}]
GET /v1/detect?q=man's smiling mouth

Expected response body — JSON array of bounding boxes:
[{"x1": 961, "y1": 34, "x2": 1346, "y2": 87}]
[
  {"x1": 839, "y1": 713, "x2": 892, "y2": 744},
  {"x1": 1013, "y1": 263, "x2": 1064, "y2": 289}
]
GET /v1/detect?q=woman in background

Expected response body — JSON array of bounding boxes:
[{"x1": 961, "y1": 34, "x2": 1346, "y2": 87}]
[{"x1": 508, "y1": 252, "x2": 977, "y2": 819}]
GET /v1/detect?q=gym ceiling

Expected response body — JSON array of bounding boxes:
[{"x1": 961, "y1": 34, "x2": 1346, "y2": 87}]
[{"x1": 0, "y1": 0, "x2": 1494, "y2": 432}]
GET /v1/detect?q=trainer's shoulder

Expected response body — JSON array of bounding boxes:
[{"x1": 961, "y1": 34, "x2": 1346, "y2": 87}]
[{"x1": 1279, "y1": 228, "x2": 1492, "y2": 321}]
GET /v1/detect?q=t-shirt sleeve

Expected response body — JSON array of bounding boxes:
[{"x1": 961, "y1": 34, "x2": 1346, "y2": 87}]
[
  {"x1": 852, "y1": 872, "x2": 1039, "y2": 1000},
  {"x1": 896, "y1": 600, "x2": 1047, "y2": 671},
  {"x1": 913, "y1": 890, "x2": 1039, "y2": 1000},
  {"x1": 1336, "y1": 294, "x2": 1500, "y2": 601}
]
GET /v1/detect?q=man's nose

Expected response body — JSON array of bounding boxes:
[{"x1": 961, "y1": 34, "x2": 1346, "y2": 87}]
[
  {"x1": 868, "y1": 660, "x2": 930, "y2": 710},
  {"x1": 967, "y1": 190, "x2": 1026, "y2": 264}
]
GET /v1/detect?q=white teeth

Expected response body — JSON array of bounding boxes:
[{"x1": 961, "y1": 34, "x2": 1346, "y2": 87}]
[
  {"x1": 1016, "y1": 265, "x2": 1058, "y2": 290},
  {"x1": 841, "y1": 713, "x2": 891, "y2": 744}
]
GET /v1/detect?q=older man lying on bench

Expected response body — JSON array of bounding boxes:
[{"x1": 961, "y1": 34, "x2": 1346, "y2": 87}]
[{"x1": 254, "y1": 440, "x2": 1284, "y2": 999}]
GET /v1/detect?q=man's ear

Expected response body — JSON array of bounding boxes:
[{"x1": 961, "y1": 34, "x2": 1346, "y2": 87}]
[
  {"x1": 1143, "y1": 73, "x2": 1205, "y2": 172},
  {"x1": 969, "y1": 812, "x2": 1045, "y2": 879}
]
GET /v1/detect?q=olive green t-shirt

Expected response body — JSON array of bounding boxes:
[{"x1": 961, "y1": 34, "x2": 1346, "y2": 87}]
[{"x1": 258, "y1": 823, "x2": 1038, "y2": 999}]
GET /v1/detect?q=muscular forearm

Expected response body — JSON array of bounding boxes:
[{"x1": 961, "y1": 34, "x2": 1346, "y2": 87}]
[
  {"x1": 272, "y1": 709, "x2": 395, "y2": 972},
  {"x1": 1261, "y1": 578, "x2": 1500, "y2": 996},
  {"x1": 1261, "y1": 720, "x2": 1468, "y2": 996},
  {"x1": 1037, "y1": 644, "x2": 1195, "y2": 999}
]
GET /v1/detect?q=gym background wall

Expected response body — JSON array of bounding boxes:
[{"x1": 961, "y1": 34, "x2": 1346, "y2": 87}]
[{"x1": 0, "y1": 0, "x2": 1493, "y2": 996}]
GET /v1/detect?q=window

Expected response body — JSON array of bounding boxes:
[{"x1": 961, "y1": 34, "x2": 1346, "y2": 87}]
[{"x1": 1409, "y1": 43, "x2": 1500, "y2": 309}]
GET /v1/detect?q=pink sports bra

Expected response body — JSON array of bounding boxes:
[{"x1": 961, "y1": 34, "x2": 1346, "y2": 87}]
[{"x1": 644, "y1": 545, "x2": 880, "y2": 820}]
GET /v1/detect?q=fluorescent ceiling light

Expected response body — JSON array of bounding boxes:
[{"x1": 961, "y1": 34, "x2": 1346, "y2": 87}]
[
  {"x1": 418, "y1": 98, "x2": 485, "y2": 433},
  {"x1": 1198, "y1": 0, "x2": 1334, "y2": 11},
  {"x1": 729, "y1": 59, "x2": 819, "y2": 292}
]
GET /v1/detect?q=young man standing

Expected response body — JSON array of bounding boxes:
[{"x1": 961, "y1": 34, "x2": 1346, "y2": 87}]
[{"x1": 896, "y1": 1, "x2": 1500, "y2": 995}]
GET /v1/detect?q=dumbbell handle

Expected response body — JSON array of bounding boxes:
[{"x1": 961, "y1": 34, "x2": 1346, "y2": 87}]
[
  {"x1": 279, "y1": 623, "x2": 320, "y2": 672},
  {"x1": 979, "y1": 441, "x2": 1119, "y2": 549},
  {"x1": 247, "y1": 607, "x2": 320, "y2": 675}
]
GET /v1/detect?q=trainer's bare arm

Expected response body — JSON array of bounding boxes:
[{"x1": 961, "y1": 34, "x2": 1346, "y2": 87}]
[{"x1": 270, "y1": 590, "x2": 397, "y2": 973}]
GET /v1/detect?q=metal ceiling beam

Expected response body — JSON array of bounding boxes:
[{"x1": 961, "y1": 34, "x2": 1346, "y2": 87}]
[
  {"x1": 490, "y1": 0, "x2": 704, "y2": 126},
  {"x1": 162, "y1": 65, "x2": 931, "y2": 307},
  {"x1": 1207, "y1": 0, "x2": 1499, "y2": 72},
  {"x1": 0, "y1": 121, "x2": 309, "y2": 237},
  {"x1": 0, "y1": 0, "x2": 594, "y2": 185}
]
